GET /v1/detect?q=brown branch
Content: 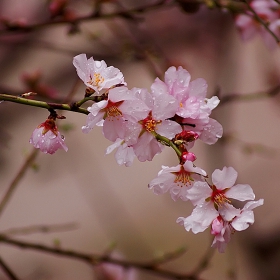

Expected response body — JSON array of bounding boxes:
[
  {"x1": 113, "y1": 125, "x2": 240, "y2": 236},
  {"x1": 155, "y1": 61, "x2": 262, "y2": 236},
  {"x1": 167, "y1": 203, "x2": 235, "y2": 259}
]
[
  {"x1": 218, "y1": 84, "x2": 280, "y2": 105},
  {"x1": 190, "y1": 247, "x2": 214, "y2": 277},
  {"x1": 0, "y1": 223, "x2": 78, "y2": 236},
  {"x1": 0, "y1": 149, "x2": 39, "y2": 218},
  {"x1": 0, "y1": 1, "x2": 168, "y2": 36},
  {"x1": 0, "y1": 256, "x2": 20, "y2": 280},
  {"x1": 0, "y1": 235, "x2": 205, "y2": 279}
]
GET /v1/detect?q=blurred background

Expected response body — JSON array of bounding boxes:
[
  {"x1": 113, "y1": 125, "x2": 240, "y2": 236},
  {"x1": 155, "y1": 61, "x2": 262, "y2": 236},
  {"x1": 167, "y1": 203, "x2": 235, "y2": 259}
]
[{"x1": 0, "y1": 0, "x2": 280, "y2": 279}]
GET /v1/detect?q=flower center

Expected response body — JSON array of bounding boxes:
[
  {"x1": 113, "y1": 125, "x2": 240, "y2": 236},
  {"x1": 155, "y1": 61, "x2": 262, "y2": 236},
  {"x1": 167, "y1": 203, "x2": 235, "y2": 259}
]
[
  {"x1": 211, "y1": 185, "x2": 230, "y2": 208},
  {"x1": 105, "y1": 100, "x2": 123, "y2": 118},
  {"x1": 89, "y1": 73, "x2": 105, "y2": 87},
  {"x1": 40, "y1": 119, "x2": 58, "y2": 135},
  {"x1": 173, "y1": 166, "x2": 192, "y2": 187},
  {"x1": 141, "y1": 113, "x2": 162, "y2": 132}
]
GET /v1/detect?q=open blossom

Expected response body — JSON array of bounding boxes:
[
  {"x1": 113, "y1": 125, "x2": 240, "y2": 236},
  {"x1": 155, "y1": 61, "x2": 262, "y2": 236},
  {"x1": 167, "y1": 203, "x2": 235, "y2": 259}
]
[
  {"x1": 177, "y1": 166, "x2": 256, "y2": 234},
  {"x1": 82, "y1": 86, "x2": 150, "y2": 142},
  {"x1": 73, "y1": 53, "x2": 126, "y2": 94},
  {"x1": 148, "y1": 161, "x2": 207, "y2": 201},
  {"x1": 152, "y1": 66, "x2": 220, "y2": 120},
  {"x1": 29, "y1": 119, "x2": 68, "y2": 154},
  {"x1": 127, "y1": 86, "x2": 182, "y2": 162}
]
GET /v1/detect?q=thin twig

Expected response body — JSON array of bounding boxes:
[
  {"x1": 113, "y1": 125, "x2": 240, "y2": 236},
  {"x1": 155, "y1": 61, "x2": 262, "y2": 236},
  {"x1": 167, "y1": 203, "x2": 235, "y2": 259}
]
[
  {"x1": 219, "y1": 84, "x2": 280, "y2": 105},
  {"x1": 0, "y1": 149, "x2": 39, "y2": 218},
  {"x1": 0, "y1": 235, "x2": 202, "y2": 279},
  {"x1": 0, "y1": 1, "x2": 168, "y2": 36},
  {"x1": 190, "y1": 247, "x2": 215, "y2": 277},
  {"x1": 0, "y1": 223, "x2": 78, "y2": 236},
  {"x1": 0, "y1": 256, "x2": 20, "y2": 280}
]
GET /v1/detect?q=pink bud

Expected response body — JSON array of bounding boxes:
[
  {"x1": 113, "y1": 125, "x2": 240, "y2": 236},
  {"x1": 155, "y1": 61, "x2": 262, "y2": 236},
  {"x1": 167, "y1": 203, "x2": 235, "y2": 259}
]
[
  {"x1": 30, "y1": 119, "x2": 68, "y2": 154},
  {"x1": 181, "y1": 151, "x2": 196, "y2": 162}
]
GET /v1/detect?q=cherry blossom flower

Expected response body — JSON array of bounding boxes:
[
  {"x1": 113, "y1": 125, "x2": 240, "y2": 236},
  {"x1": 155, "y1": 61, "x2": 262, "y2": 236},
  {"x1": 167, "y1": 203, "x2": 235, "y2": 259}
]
[
  {"x1": 82, "y1": 86, "x2": 150, "y2": 142},
  {"x1": 30, "y1": 119, "x2": 68, "y2": 154},
  {"x1": 131, "y1": 87, "x2": 182, "y2": 161},
  {"x1": 152, "y1": 66, "x2": 220, "y2": 120},
  {"x1": 73, "y1": 53, "x2": 126, "y2": 94},
  {"x1": 148, "y1": 161, "x2": 206, "y2": 201},
  {"x1": 177, "y1": 166, "x2": 255, "y2": 233}
]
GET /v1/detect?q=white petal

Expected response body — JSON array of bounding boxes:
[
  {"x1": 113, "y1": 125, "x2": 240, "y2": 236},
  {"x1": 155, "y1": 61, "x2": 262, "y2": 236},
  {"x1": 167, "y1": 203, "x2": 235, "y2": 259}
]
[{"x1": 226, "y1": 184, "x2": 255, "y2": 201}]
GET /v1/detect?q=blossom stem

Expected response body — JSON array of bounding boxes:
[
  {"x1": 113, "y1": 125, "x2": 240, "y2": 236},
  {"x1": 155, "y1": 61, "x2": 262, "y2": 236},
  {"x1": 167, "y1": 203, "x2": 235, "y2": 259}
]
[
  {"x1": 0, "y1": 93, "x2": 89, "y2": 114},
  {"x1": 154, "y1": 133, "x2": 182, "y2": 158}
]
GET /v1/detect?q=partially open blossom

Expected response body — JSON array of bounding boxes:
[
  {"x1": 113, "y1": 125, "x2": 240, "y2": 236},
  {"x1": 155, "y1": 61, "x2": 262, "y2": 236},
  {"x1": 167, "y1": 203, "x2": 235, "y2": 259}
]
[
  {"x1": 73, "y1": 53, "x2": 126, "y2": 95},
  {"x1": 29, "y1": 119, "x2": 68, "y2": 154},
  {"x1": 210, "y1": 199, "x2": 264, "y2": 253},
  {"x1": 210, "y1": 216, "x2": 231, "y2": 253}
]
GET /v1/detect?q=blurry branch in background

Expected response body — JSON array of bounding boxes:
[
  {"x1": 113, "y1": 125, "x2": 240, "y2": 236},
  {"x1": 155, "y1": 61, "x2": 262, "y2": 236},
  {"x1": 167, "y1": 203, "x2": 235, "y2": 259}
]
[
  {"x1": 0, "y1": 234, "x2": 214, "y2": 280},
  {"x1": 0, "y1": 223, "x2": 78, "y2": 237},
  {"x1": 0, "y1": 148, "x2": 39, "y2": 219},
  {"x1": 0, "y1": 256, "x2": 19, "y2": 280},
  {"x1": 189, "y1": 247, "x2": 215, "y2": 277},
  {"x1": 218, "y1": 84, "x2": 280, "y2": 105},
  {"x1": 0, "y1": 0, "x2": 170, "y2": 36},
  {"x1": 220, "y1": 133, "x2": 277, "y2": 157}
]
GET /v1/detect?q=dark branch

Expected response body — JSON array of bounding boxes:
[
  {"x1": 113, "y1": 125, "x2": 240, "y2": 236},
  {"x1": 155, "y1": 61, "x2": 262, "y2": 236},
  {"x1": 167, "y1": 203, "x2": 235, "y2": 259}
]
[
  {"x1": 0, "y1": 256, "x2": 20, "y2": 280},
  {"x1": 0, "y1": 235, "x2": 208, "y2": 279}
]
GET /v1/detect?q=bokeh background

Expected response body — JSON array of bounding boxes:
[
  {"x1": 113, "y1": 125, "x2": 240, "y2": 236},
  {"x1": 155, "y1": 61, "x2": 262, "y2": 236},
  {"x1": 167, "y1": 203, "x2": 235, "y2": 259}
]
[{"x1": 0, "y1": 0, "x2": 280, "y2": 279}]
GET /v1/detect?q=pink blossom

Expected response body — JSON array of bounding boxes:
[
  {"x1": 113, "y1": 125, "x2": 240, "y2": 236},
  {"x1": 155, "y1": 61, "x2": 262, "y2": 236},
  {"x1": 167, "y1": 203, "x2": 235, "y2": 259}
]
[
  {"x1": 148, "y1": 161, "x2": 206, "y2": 201},
  {"x1": 153, "y1": 66, "x2": 220, "y2": 120},
  {"x1": 30, "y1": 119, "x2": 68, "y2": 154},
  {"x1": 82, "y1": 86, "x2": 150, "y2": 142},
  {"x1": 73, "y1": 54, "x2": 126, "y2": 94},
  {"x1": 130, "y1": 86, "x2": 182, "y2": 162},
  {"x1": 177, "y1": 167, "x2": 255, "y2": 233}
]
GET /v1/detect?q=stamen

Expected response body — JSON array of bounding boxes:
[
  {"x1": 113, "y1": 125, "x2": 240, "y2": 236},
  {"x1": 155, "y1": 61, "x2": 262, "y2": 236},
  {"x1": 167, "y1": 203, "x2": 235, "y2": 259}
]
[{"x1": 211, "y1": 185, "x2": 231, "y2": 207}]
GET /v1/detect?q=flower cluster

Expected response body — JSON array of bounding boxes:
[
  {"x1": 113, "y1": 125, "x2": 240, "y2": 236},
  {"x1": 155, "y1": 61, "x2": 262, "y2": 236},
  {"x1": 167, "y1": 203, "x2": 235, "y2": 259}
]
[
  {"x1": 73, "y1": 54, "x2": 222, "y2": 166},
  {"x1": 235, "y1": 0, "x2": 280, "y2": 49},
  {"x1": 29, "y1": 54, "x2": 263, "y2": 252}
]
